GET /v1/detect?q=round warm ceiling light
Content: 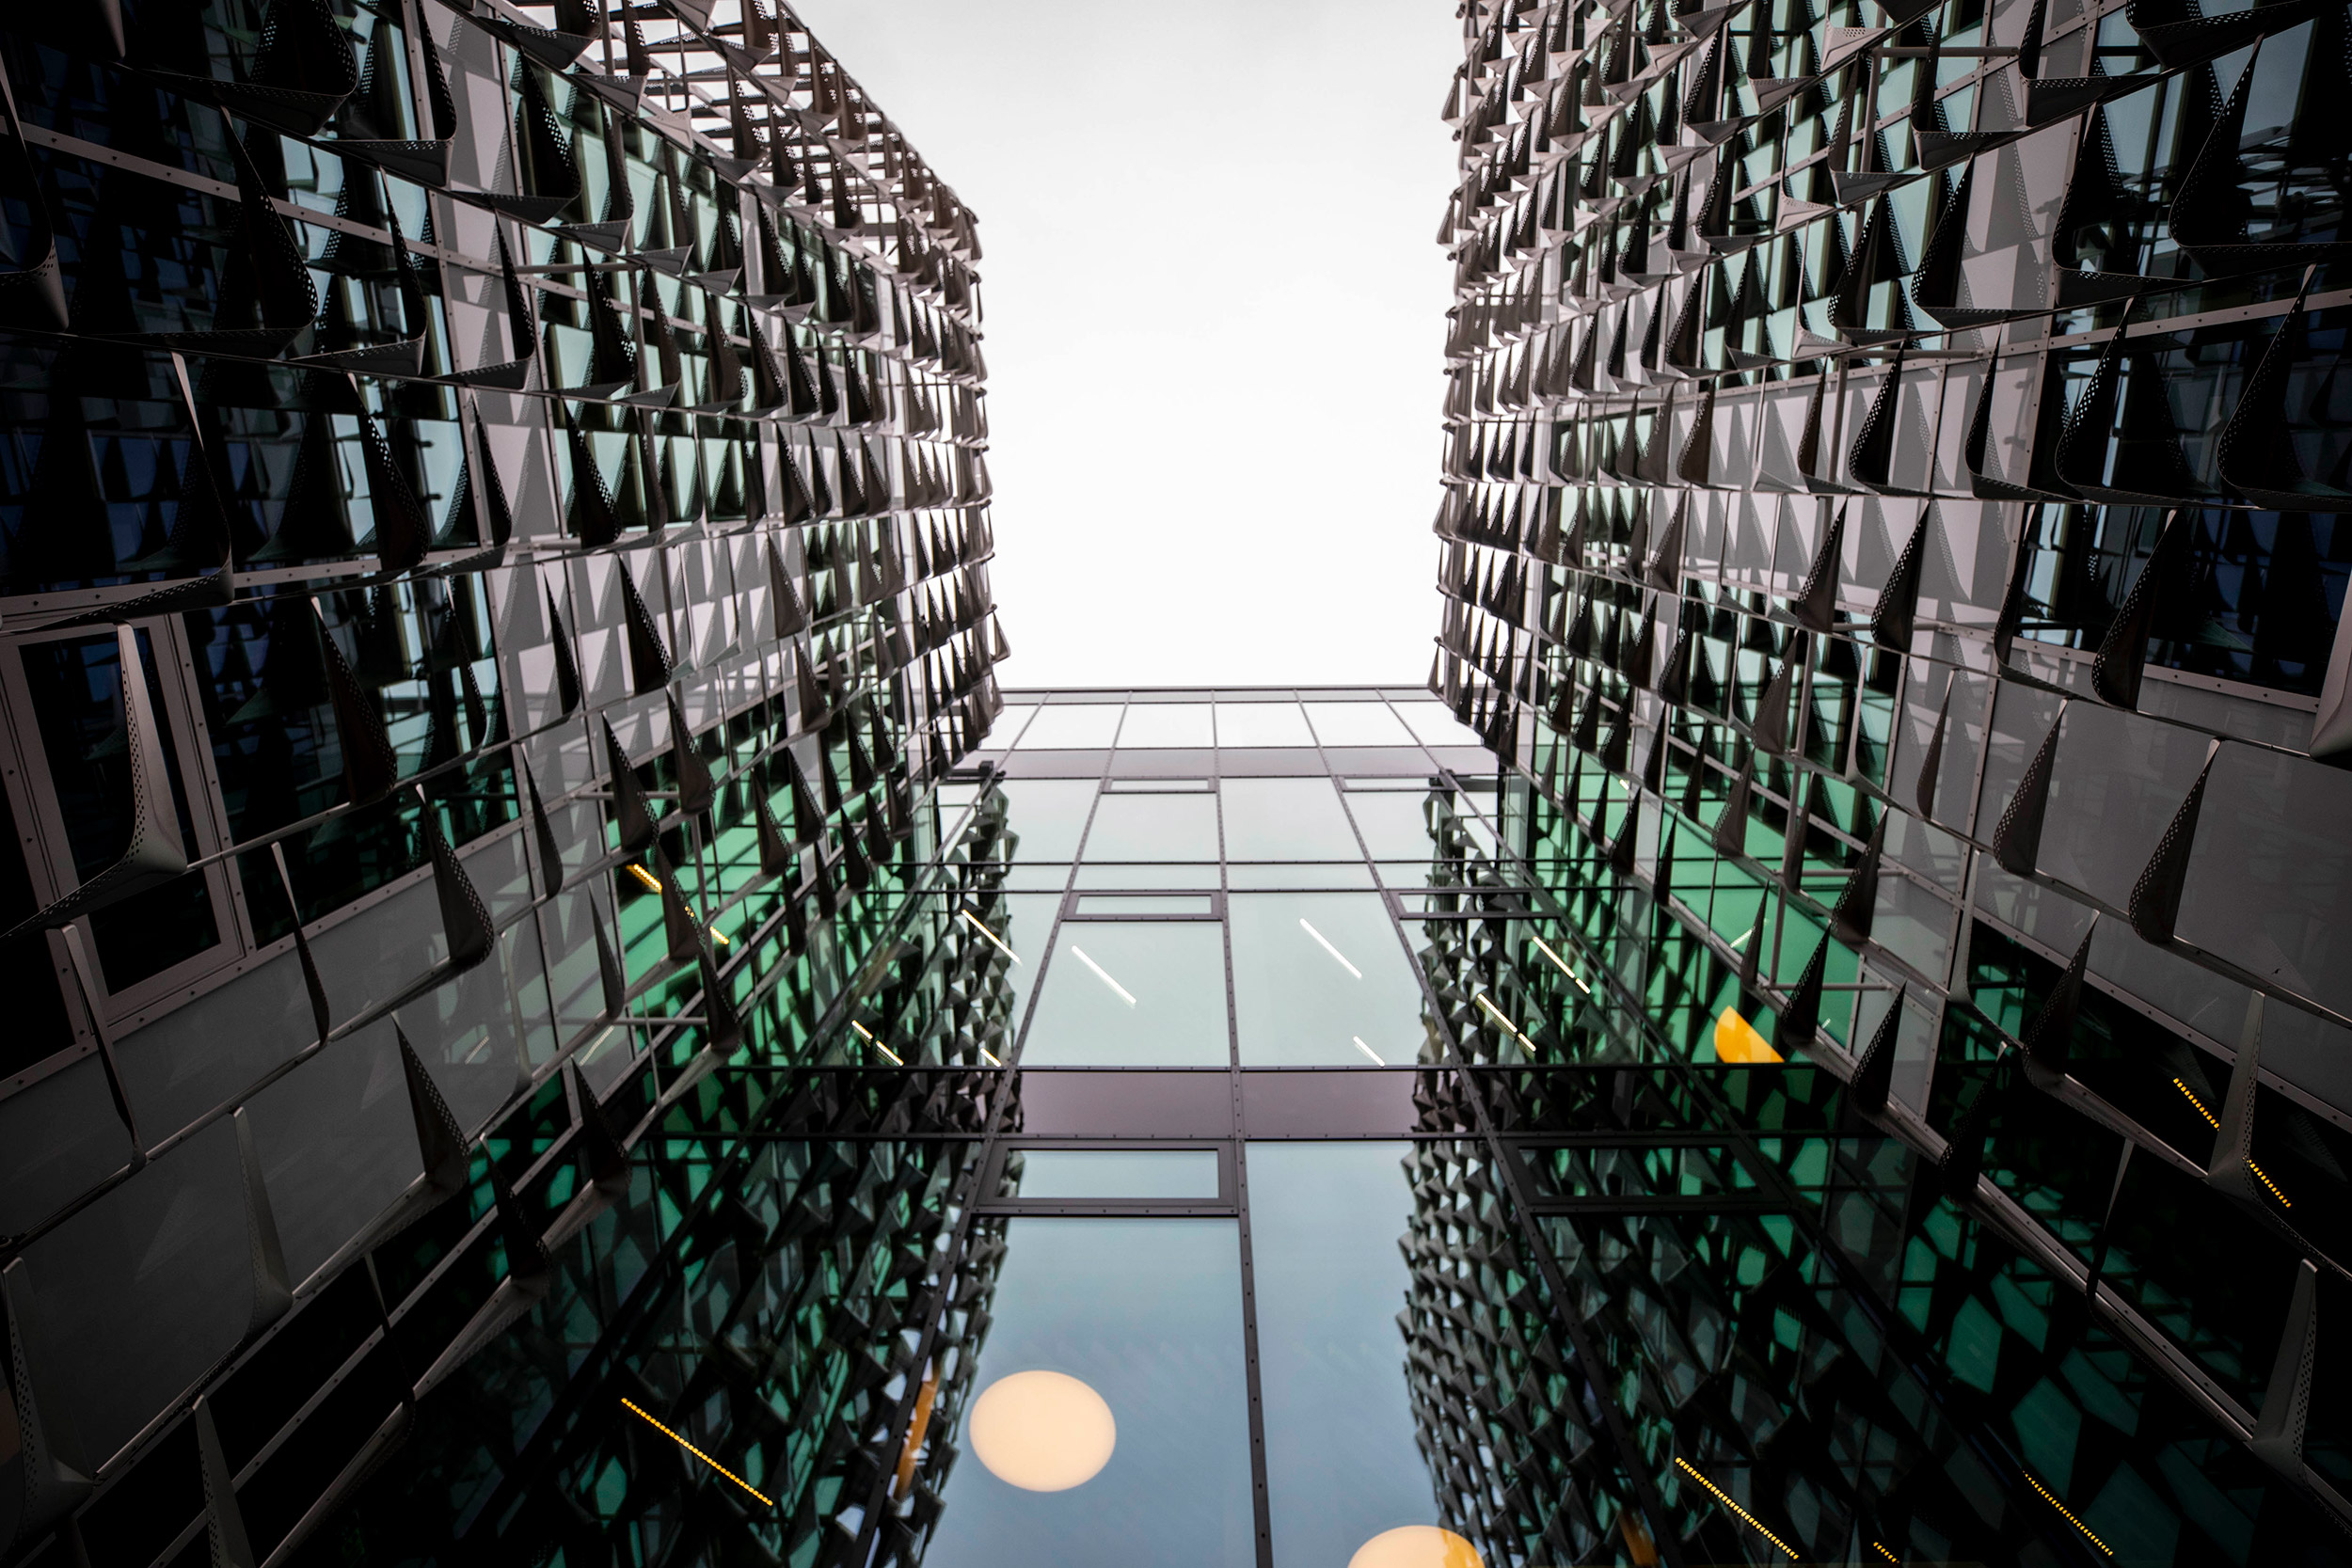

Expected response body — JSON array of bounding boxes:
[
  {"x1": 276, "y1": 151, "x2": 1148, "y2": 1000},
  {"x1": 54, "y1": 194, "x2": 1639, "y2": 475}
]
[
  {"x1": 967, "y1": 1370, "x2": 1117, "y2": 1492},
  {"x1": 1347, "y1": 1526, "x2": 1485, "y2": 1568}
]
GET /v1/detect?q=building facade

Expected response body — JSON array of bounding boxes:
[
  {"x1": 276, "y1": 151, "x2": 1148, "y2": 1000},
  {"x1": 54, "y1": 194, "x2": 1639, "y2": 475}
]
[
  {"x1": 0, "y1": 0, "x2": 1002, "y2": 1561},
  {"x1": 1434, "y1": 0, "x2": 2352, "y2": 1559}
]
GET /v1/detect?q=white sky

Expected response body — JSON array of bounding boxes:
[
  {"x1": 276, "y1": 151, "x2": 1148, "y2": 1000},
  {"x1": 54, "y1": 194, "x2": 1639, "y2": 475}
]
[{"x1": 788, "y1": 0, "x2": 1463, "y2": 688}]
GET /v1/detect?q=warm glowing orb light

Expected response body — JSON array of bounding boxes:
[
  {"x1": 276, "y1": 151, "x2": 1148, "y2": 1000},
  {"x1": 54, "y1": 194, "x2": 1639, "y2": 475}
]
[
  {"x1": 1347, "y1": 1526, "x2": 1486, "y2": 1568},
  {"x1": 966, "y1": 1370, "x2": 1116, "y2": 1491}
]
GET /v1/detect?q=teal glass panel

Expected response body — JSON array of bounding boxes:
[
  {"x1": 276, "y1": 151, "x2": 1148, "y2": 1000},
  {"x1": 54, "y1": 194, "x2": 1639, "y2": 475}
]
[
  {"x1": 1214, "y1": 703, "x2": 1314, "y2": 746},
  {"x1": 1220, "y1": 777, "x2": 1362, "y2": 861},
  {"x1": 1303, "y1": 702, "x2": 1415, "y2": 746},
  {"x1": 1231, "y1": 893, "x2": 1430, "y2": 1066},
  {"x1": 995, "y1": 779, "x2": 1098, "y2": 862},
  {"x1": 1248, "y1": 1143, "x2": 1440, "y2": 1568},
  {"x1": 1081, "y1": 792, "x2": 1221, "y2": 862},
  {"x1": 1343, "y1": 790, "x2": 1439, "y2": 860},
  {"x1": 1020, "y1": 923, "x2": 1230, "y2": 1066},
  {"x1": 922, "y1": 1219, "x2": 1255, "y2": 1567},
  {"x1": 1012, "y1": 1149, "x2": 1219, "y2": 1199},
  {"x1": 1115, "y1": 705, "x2": 1215, "y2": 747}
]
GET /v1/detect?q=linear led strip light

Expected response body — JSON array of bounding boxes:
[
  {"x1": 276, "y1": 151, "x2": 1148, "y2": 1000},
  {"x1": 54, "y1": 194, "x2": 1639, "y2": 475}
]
[
  {"x1": 1472, "y1": 991, "x2": 1536, "y2": 1054},
  {"x1": 1527, "y1": 931, "x2": 1592, "y2": 996},
  {"x1": 1672, "y1": 1457, "x2": 1796, "y2": 1560},
  {"x1": 623, "y1": 1398, "x2": 773, "y2": 1507},
  {"x1": 961, "y1": 907, "x2": 1021, "y2": 963},
  {"x1": 628, "y1": 862, "x2": 731, "y2": 945}
]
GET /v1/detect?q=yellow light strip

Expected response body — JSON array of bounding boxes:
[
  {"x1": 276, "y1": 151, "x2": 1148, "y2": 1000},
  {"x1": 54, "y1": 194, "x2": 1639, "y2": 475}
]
[
  {"x1": 1528, "y1": 932, "x2": 1592, "y2": 994},
  {"x1": 1673, "y1": 1457, "x2": 1795, "y2": 1560},
  {"x1": 978, "y1": 1047, "x2": 1002, "y2": 1066},
  {"x1": 850, "y1": 1020, "x2": 903, "y2": 1065},
  {"x1": 1872, "y1": 1544, "x2": 1899, "y2": 1564},
  {"x1": 2024, "y1": 1471, "x2": 2112, "y2": 1557},
  {"x1": 1473, "y1": 991, "x2": 1536, "y2": 1053},
  {"x1": 628, "y1": 863, "x2": 662, "y2": 892},
  {"x1": 959, "y1": 908, "x2": 1021, "y2": 963},
  {"x1": 709, "y1": 927, "x2": 730, "y2": 947},
  {"x1": 621, "y1": 1398, "x2": 772, "y2": 1507},
  {"x1": 2171, "y1": 1081, "x2": 2291, "y2": 1204},
  {"x1": 2248, "y1": 1159, "x2": 2293, "y2": 1208}
]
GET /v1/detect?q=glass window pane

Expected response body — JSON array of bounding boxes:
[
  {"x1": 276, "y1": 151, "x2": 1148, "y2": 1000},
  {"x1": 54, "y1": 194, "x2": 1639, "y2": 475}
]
[
  {"x1": 1303, "y1": 702, "x2": 1415, "y2": 747},
  {"x1": 1016, "y1": 705, "x2": 1126, "y2": 749},
  {"x1": 978, "y1": 705, "x2": 1039, "y2": 750},
  {"x1": 995, "y1": 780, "x2": 1098, "y2": 862},
  {"x1": 1225, "y1": 863, "x2": 1377, "y2": 890},
  {"x1": 1214, "y1": 703, "x2": 1314, "y2": 747},
  {"x1": 1021, "y1": 923, "x2": 1230, "y2": 1066},
  {"x1": 1249, "y1": 1143, "x2": 1447, "y2": 1567},
  {"x1": 1072, "y1": 894, "x2": 1216, "y2": 915},
  {"x1": 1012, "y1": 1149, "x2": 1219, "y2": 1199},
  {"x1": 921, "y1": 1219, "x2": 1255, "y2": 1566},
  {"x1": 1081, "y1": 792, "x2": 1220, "y2": 862},
  {"x1": 1220, "y1": 777, "x2": 1361, "y2": 861},
  {"x1": 1391, "y1": 702, "x2": 1488, "y2": 748},
  {"x1": 1115, "y1": 704, "x2": 1215, "y2": 748},
  {"x1": 1343, "y1": 791, "x2": 1438, "y2": 860},
  {"x1": 1231, "y1": 893, "x2": 1430, "y2": 1066},
  {"x1": 1073, "y1": 863, "x2": 1222, "y2": 889}
]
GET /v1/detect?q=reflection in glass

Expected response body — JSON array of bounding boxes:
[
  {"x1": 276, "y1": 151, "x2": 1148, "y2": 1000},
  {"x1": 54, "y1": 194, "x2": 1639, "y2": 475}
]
[
  {"x1": 1221, "y1": 776, "x2": 1363, "y2": 861},
  {"x1": 1214, "y1": 702, "x2": 1315, "y2": 746},
  {"x1": 967, "y1": 1370, "x2": 1116, "y2": 1490},
  {"x1": 1012, "y1": 1148, "x2": 1219, "y2": 1199},
  {"x1": 1391, "y1": 704, "x2": 1488, "y2": 748},
  {"x1": 1249, "y1": 1143, "x2": 1443, "y2": 1567},
  {"x1": 1080, "y1": 791, "x2": 1221, "y2": 862},
  {"x1": 992, "y1": 779, "x2": 1098, "y2": 862},
  {"x1": 1344, "y1": 788, "x2": 1441, "y2": 860},
  {"x1": 1232, "y1": 893, "x2": 1431, "y2": 1065},
  {"x1": 922, "y1": 1219, "x2": 1255, "y2": 1567},
  {"x1": 1021, "y1": 922, "x2": 1230, "y2": 1065}
]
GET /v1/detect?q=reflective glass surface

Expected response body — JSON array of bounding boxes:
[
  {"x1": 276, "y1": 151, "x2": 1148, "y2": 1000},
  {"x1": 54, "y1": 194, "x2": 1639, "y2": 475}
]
[
  {"x1": 1343, "y1": 789, "x2": 1441, "y2": 860},
  {"x1": 994, "y1": 779, "x2": 1100, "y2": 862},
  {"x1": 1011, "y1": 1148, "x2": 1219, "y2": 1199},
  {"x1": 922, "y1": 1219, "x2": 1255, "y2": 1567},
  {"x1": 1115, "y1": 704, "x2": 1216, "y2": 748},
  {"x1": 1248, "y1": 1143, "x2": 1441, "y2": 1567},
  {"x1": 1390, "y1": 703, "x2": 1487, "y2": 748},
  {"x1": 1014, "y1": 705, "x2": 1126, "y2": 748},
  {"x1": 1021, "y1": 922, "x2": 1231, "y2": 1065},
  {"x1": 1220, "y1": 777, "x2": 1364, "y2": 861},
  {"x1": 1232, "y1": 893, "x2": 1432, "y2": 1065},
  {"x1": 1214, "y1": 702, "x2": 1316, "y2": 747},
  {"x1": 1081, "y1": 791, "x2": 1221, "y2": 862},
  {"x1": 1304, "y1": 701, "x2": 1416, "y2": 747}
]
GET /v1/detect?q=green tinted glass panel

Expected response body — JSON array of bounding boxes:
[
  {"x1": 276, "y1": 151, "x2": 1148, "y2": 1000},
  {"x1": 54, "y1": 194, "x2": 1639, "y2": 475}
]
[
  {"x1": 1231, "y1": 893, "x2": 1429, "y2": 1066},
  {"x1": 1021, "y1": 922, "x2": 1230, "y2": 1066},
  {"x1": 1081, "y1": 792, "x2": 1220, "y2": 862}
]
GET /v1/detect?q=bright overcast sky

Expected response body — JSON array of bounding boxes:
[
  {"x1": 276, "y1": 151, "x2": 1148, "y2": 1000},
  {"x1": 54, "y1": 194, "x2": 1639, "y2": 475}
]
[{"x1": 788, "y1": 0, "x2": 1464, "y2": 689}]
